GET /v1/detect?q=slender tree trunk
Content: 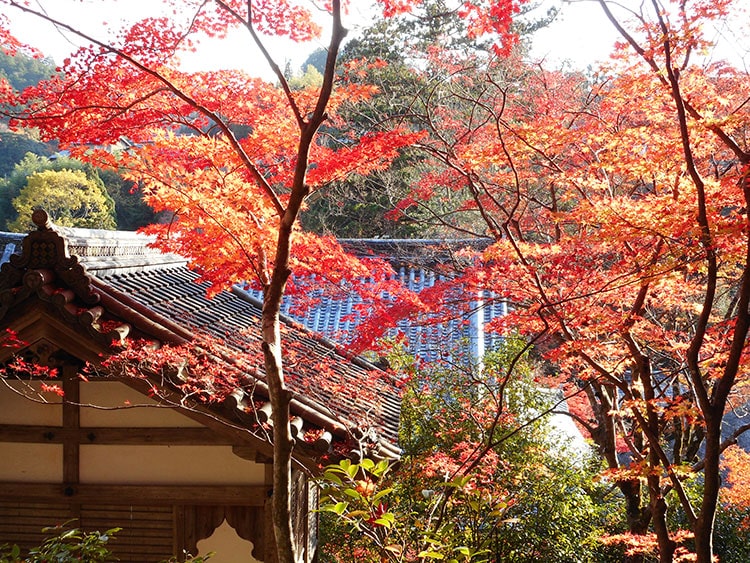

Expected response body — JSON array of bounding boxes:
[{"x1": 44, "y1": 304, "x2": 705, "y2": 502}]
[
  {"x1": 620, "y1": 479, "x2": 648, "y2": 563},
  {"x1": 259, "y1": 5, "x2": 346, "y2": 561},
  {"x1": 263, "y1": 263, "x2": 297, "y2": 563},
  {"x1": 694, "y1": 413, "x2": 721, "y2": 563},
  {"x1": 649, "y1": 477, "x2": 675, "y2": 563},
  {"x1": 694, "y1": 177, "x2": 750, "y2": 562}
]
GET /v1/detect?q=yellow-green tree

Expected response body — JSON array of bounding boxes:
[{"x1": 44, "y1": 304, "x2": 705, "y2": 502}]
[{"x1": 9, "y1": 169, "x2": 116, "y2": 231}]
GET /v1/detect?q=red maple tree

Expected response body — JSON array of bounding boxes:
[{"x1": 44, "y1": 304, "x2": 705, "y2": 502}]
[
  {"x1": 377, "y1": 1, "x2": 749, "y2": 562},
  {"x1": 0, "y1": 2, "x2": 523, "y2": 561}
]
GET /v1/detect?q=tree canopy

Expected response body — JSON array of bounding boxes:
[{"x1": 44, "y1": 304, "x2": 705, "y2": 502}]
[
  {"x1": 8, "y1": 168, "x2": 116, "y2": 231},
  {"x1": 0, "y1": 46, "x2": 55, "y2": 92},
  {"x1": 0, "y1": 2, "x2": 525, "y2": 562},
  {"x1": 367, "y1": 2, "x2": 750, "y2": 561},
  {"x1": 1, "y1": 1, "x2": 749, "y2": 562},
  {"x1": 0, "y1": 153, "x2": 117, "y2": 230}
]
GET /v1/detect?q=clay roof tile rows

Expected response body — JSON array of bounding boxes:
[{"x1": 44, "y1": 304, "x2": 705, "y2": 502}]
[{"x1": 0, "y1": 215, "x2": 401, "y2": 465}]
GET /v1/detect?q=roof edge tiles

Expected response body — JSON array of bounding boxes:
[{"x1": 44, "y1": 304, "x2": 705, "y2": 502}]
[{"x1": 0, "y1": 211, "x2": 402, "y2": 466}]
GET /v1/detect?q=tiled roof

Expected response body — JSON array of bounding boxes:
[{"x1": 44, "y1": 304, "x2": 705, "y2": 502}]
[
  {"x1": 241, "y1": 238, "x2": 508, "y2": 363},
  {"x1": 100, "y1": 267, "x2": 401, "y2": 450},
  {"x1": 0, "y1": 212, "x2": 401, "y2": 463},
  {"x1": 0, "y1": 234, "x2": 22, "y2": 265}
]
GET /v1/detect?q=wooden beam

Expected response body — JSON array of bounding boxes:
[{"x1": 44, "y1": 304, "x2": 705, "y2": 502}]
[
  {"x1": 120, "y1": 377, "x2": 274, "y2": 453},
  {"x1": 61, "y1": 365, "x2": 79, "y2": 524},
  {"x1": 0, "y1": 425, "x2": 236, "y2": 445},
  {"x1": 0, "y1": 483, "x2": 270, "y2": 506}
]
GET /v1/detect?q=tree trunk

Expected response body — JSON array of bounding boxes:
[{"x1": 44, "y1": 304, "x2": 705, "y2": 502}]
[
  {"x1": 694, "y1": 413, "x2": 721, "y2": 563},
  {"x1": 263, "y1": 296, "x2": 298, "y2": 563},
  {"x1": 620, "y1": 479, "x2": 648, "y2": 563},
  {"x1": 649, "y1": 478, "x2": 676, "y2": 563},
  {"x1": 261, "y1": 5, "x2": 347, "y2": 561}
]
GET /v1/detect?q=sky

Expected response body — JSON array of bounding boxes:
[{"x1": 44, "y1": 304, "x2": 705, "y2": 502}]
[
  {"x1": 2, "y1": 0, "x2": 334, "y2": 79},
  {"x1": 2, "y1": 0, "x2": 748, "y2": 77},
  {"x1": 2, "y1": 0, "x2": 619, "y2": 75},
  {"x1": 527, "y1": 0, "x2": 749, "y2": 71},
  {"x1": 528, "y1": 0, "x2": 618, "y2": 68}
]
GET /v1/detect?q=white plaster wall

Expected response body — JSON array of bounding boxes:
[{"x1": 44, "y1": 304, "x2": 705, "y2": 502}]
[
  {"x1": 0, "y1": 381, "x2": 62, "y2": 425},
  {"x1": 197, "y1": 520, "x2": 260, "y2": 563},
  {"x1": 80, "y1": 382, "x2": 203, "y2": 427},
  {"x1": 79, "y1": 445, "x2": 265, "y2": 484},
  {"x1": 0, "y1": 443, "x2": 62, "y2": 481},
  {"x1": 1, "y1": 381, "x2": 265, "y2": 485}
]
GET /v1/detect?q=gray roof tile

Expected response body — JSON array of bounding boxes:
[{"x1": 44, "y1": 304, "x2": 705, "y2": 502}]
[{"x1": 0, "y1": 220, "x2": 401, "y2": 462}]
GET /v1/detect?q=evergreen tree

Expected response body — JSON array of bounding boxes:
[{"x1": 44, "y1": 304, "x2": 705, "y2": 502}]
[
  {"x1": 0, "y1": 131, "x2": 56, "y2": 177},
  {"x1": 0, "y1": 48, "x2": 56, "y2": 92},
  {"x1": 97, "y1": 168, "x2": 157, "y2": 231}
]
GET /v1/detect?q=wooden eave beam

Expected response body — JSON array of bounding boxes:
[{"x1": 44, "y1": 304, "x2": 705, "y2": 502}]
[
  {"x1": 0, "y1": 424, "x2": 236, "y2": 445},
  {"x1": 0, "y1": 482, "x2": 270, "y2": 506}
]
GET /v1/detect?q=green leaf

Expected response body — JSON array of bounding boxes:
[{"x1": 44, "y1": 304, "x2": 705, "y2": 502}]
[
  {"x1": 343, "y1": 488, "x2": 363, "y2": 500},
  {"x1": 323, "y1": 471, "x2": 343, "y2": 486},
  {"x1": 320, "y1": 502, "x2": 348, "y2": 515},
  {"x1": 372, "y1": 487, "x2": 393, "y2": 502},
  {"x1": 373, "y1": 512, "x2": 395, "y2": 528},
  {"x1": 417, "y1": 550, "x2": 445, "y2": 559},
  {"x1": 448, "y1": 475, "x2": 471, "y2": 488},
  {"x1": 360, "y1": 458, "x2": 376, "y2": 472},
  {"x1": 374, "y1": 459, "x2": 390, "y2": 476},
  {"x1": 337, "y1": 459, "x2": 359, "y2": 479}
]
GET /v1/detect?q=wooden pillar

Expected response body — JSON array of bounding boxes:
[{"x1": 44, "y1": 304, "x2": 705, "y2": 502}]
[
  {"x1": 61, "y1": 363, "x2": 80, "y2": 520},
  {"x1": 264, "y1": 464, "x2": 279, "y2": 563}
]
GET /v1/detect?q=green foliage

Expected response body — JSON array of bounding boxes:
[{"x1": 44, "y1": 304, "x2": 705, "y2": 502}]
[
  {"x1": 0, "y1": 131, "x2": 56, "y2": 177},
  {"x1": 287, "y1": 64, "x2": 324, "y2": 90},
  {"x1": 319, "y1": 338, "x2": 620, "y2": 562},
  {"x1": 0, "y1": 523, "x2": 119, "y2": 563},
  {"x1": 97, "y1": 168, "x2": 157, "y2": 230},
  {"x1": 301, "y1": 21, "x2": 430, "y2": 238},
  {"x1": 301, "y1": 9, "x2": 539, "y2": 239},
  {"x1": 0, "y1": 153, "x2": 117, "y2": 230},
  {"x1": 9, "y1": 168, "x2": 116, "y2": 231},
  {"x1": 0, "y1": 152, "x2": 155, "y2": 230},
  {"x1": 301, "y1": 155, "x2": 427, "y2": 238},
  {"x1": 667, "y1": 477, "x2": 750, "y2": 563},
  {"x1": 301, "y1": 48, "x2": 327, "y2": 75},
  {"x1": 713, "y1": 505, "x2": 750, "y2": 563},
  {"x1": 318, "y1": 457, "x2": 498, "y2": 562},
  {"x1": 0, "y1": 522, "x2": 214, "y2": 563},
  {"x1": 0, "y1": 49, "x2": 56, "y2": 93},
  {"x1": 299, "y1": 3, "x2": 558, "y2": 239}
]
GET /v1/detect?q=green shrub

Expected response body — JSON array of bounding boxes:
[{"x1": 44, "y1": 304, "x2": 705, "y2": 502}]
[{"x1": 0, "y1": 522, "x2": 213, "y2": 563}]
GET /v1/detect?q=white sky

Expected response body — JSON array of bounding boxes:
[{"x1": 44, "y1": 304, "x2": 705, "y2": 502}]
[
  {"x1": 528, "y1": 0, "x2": 617, "y2": 68},
  {"x1": 2, "y1": 0, "x2": 314, "y2": 80},
  {"x1": 2, "y1": 0, "x2": 748, "y2": 77},
  {"x1": 528, "y1": 0, "x2": 749, "y2": 71},
  {"x1": 2, "y1": 0, "x2": 616, "y2": 76}
]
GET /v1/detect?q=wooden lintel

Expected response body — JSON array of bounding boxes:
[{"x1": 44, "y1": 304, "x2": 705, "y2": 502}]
[
  {"x1": 0, "y1": 424, "x2": 237, "y2": 445},
  {"x1": 0, "y1": 482, "x2": 270, "y2": 506},
  {"x1": 232, "y1": 445, "x2": 257, "y2": 461}
]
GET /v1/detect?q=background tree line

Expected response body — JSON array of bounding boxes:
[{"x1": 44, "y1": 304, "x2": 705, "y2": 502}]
[{"x1": 0, "y1": 50, "x2": 154, "y2": 231}]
